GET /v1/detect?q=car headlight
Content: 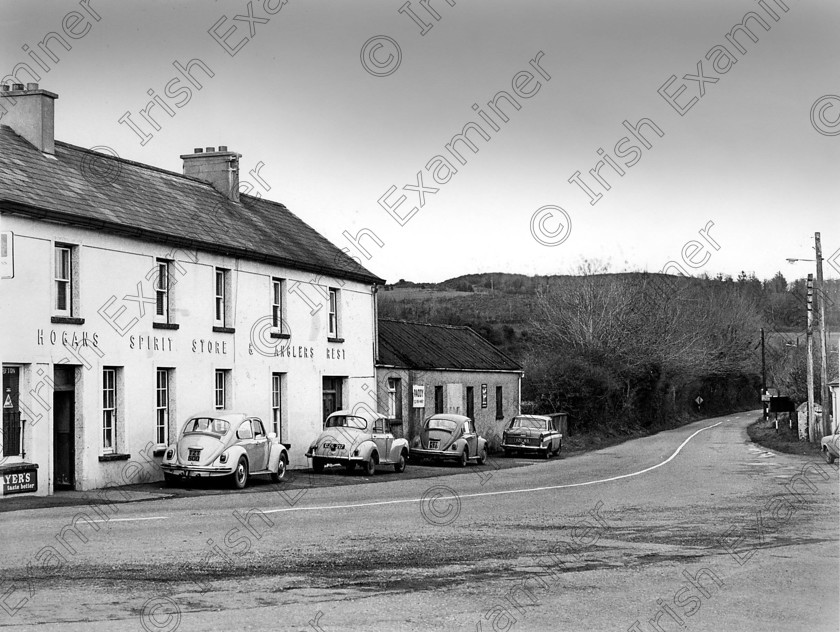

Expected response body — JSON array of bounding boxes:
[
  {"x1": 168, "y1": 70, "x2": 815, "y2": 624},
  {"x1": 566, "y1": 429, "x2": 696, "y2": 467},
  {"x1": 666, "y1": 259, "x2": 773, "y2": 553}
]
[
  {"x1": 219, "y1": 452, "x2": 228, "y2": 464},
  {"x1": 165, "y1": 448, "x2": 174, "y2": 460}
]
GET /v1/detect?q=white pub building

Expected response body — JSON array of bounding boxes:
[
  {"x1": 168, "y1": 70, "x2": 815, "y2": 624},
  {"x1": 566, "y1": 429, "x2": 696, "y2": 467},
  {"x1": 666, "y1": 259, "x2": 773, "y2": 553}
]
[{"x1": 0, "y1": 84, "x2": 384, "y2": 497}]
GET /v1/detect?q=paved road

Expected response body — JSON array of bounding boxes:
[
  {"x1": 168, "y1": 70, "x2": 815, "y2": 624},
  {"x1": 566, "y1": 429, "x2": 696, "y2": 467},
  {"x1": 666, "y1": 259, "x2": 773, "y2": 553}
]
[{"x1": 1, "y1": 410, "x2": 837, "y2": 631}]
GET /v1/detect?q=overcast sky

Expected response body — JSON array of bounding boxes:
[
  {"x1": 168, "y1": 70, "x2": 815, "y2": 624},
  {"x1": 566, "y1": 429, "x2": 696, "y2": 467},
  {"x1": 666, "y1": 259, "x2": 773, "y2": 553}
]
[{"x1": 2, "y1": 0, "x2": 838, "y2": 284}]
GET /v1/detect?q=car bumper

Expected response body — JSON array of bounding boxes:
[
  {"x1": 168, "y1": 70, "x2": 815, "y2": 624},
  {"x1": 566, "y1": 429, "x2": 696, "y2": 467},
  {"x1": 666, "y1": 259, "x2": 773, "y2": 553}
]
[
  {"x1": 305, "y1": 452, "x2": 365, "y2": 464},
  {"x1": 160, "y1": 464, "x2": 233, "y2": 478},
  {"x1": 411, "y1": 448, "x2": 461, "y2": 461},
  {"x1": 501, "y1": 442, "x2": 548, "y2": 452}
]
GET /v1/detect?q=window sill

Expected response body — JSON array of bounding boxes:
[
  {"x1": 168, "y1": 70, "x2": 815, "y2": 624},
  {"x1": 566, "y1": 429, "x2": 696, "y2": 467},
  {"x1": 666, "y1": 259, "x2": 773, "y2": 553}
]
[
  {"x1": 212, "y1": 326, "x2": 236, "y2": 334},
  {"x1": 269, "y1": 332, "x2": 291, "y2": 339},
  {"x1": 51, "y1": 316, "x2": 85, "y2": 325},
  {"x1": 153, "y1": 322, "x2": 180, "y2": 330},
  {"x1": 327, "y1": 337, "x2": 345, "y2": 343},
  {"x1": 98, "y1": 453, "x2": 131, "y2": 462}
]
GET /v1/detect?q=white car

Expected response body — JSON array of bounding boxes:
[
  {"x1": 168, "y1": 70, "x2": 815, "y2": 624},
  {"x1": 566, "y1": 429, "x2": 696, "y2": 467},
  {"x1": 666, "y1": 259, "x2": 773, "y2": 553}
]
[
  {"x1": 161, "y1": 412, "x2": 288, "y2": 488},
  {"x1": 306, "y1": 409, "x2": 409, "y2": 475}
]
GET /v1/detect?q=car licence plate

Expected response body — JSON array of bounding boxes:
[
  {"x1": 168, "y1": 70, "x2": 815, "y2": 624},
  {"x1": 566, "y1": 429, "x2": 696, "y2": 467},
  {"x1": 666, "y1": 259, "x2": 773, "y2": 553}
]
[
  {"x1": 188, "y1": 448, "x2": 201, "y2": 462},
  {"x1": 428, "y1": 439, "x2": 440, "y2": 450}
]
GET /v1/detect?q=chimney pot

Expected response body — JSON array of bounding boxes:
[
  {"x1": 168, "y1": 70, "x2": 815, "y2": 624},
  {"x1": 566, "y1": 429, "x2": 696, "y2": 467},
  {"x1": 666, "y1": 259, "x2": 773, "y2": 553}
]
[
  {"x1": 218, "y1": 145, "x2": 228, "y2": 152},
  {"x1": 0, "y1": 85, "x2": 8, "y2": 92},
  {"x1": 181, "y1": 147, "x2": 241, "y2": 202},
  {"x1": 0, "y1": 84, "x2": 57, "y2": 154}
]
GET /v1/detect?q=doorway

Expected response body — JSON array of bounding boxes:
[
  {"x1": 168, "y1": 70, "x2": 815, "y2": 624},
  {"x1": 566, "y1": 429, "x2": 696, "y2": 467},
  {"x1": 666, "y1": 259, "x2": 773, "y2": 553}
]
[
  {"x1": 53, "y1": 366, "x2": 76, "y2": 490},
  {"x1": 2, "y1": 365, "x2": 22, "y2": 457},
  {"x1": 322, "y1": 377, "x2": 344, "y2": 424}
]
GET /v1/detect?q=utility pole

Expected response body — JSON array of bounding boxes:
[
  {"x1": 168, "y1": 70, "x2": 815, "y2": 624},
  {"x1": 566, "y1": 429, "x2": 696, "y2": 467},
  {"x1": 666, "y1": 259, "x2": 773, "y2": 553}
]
[
  {"x1": 806, "y1": 274, "x2": 816, "y2": 443},
  {"x1": 815, "y1": 233, "x2": 830, "y2": 437},
  {"x1": 761, "y1": 327, "x2": 767, "y2": 421}
]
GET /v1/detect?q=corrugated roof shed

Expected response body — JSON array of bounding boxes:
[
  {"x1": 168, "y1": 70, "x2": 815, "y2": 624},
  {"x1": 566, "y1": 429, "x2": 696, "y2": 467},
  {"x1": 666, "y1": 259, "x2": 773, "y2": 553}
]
[
  {"x1": 377, "y1": 319, "x2": 522, "y2": 372},
  {"x1": 0, "y1": 126, "x2": 383, "y2": 284}
]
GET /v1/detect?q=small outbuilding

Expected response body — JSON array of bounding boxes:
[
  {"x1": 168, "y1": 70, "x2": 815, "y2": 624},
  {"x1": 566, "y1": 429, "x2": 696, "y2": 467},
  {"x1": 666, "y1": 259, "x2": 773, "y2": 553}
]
[{"x1": 375, "y1": 319, "x2": 523, "y2": 448}]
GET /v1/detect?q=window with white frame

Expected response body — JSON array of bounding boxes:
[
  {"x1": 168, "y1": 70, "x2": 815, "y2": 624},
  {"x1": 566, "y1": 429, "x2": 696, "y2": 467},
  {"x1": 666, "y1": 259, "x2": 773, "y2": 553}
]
[
  {"x1": 55, "y1": 244, "x2": 73, "y2": 315},
  {"x1": 387, "y1": 378, "x2": 402, "y2": 419},
  {"x1": 214, "y1": 268, "x2": 228, "y2": 326},
  {"x1": 272, "y1": 278, "x2": 284, "y2": 331},
  {"x1": 156, "y1": 369, "x2": 170, "y2": 445},
  {"x1": 155, "y1": 260, "x2": 170, "y2": 321},
  {"x1": 271, "y1": 373, "x2": 282, "y2": 437},
  {"x1": 102, "y1": 368, "x2": 117, "y2": 453},
  {"x1": 328, "y1": 288, "x2": 339, "y2": 338},
  {"x1": 214, "y1": 369, "x2": 229, "y2": 409}
]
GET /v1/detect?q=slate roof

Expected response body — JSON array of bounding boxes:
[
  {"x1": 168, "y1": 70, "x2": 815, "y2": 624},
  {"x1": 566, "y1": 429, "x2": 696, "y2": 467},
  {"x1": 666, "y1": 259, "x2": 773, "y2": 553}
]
[
  {"x1": 377, "y1": 319, "x2": 522, "y2": 372},
  {"x1": 0, "y1": 126, "x2": 383, "y2": 284}
]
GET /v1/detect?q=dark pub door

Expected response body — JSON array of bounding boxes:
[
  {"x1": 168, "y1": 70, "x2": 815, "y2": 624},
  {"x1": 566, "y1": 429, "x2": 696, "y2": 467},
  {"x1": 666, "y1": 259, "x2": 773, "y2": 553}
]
[
  {"x1": 322, "y1": 377, "x2": 343, "y2": 425},
  {"x1": 2, "y1": 366, "x2": 21, "y2": 458},
  {"x1": 53, "y1": 366, "x2": 76, "y2": 490}
]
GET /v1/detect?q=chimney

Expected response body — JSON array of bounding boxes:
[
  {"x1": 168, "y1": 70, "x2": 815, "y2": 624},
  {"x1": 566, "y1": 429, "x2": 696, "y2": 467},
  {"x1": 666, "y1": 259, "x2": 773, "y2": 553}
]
[
  {"x1": 180, "y1": 146, "x2": 241, "y2": 202},
  {"x1": 0, "y1": 83, "x2": 58, "y2": 154}
]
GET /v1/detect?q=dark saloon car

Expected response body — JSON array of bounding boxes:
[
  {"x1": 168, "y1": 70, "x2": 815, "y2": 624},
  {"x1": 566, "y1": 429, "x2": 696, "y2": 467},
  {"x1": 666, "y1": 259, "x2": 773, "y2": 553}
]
[{"x1": 501, "y1": 414, "x2": 563, "y2": 458}]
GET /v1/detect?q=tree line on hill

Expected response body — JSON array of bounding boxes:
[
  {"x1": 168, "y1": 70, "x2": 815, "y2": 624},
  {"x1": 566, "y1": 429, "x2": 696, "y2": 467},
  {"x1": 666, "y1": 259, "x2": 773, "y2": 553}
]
[{"x1": 380, "y1": 267, "x2": 839, "y2": 434}]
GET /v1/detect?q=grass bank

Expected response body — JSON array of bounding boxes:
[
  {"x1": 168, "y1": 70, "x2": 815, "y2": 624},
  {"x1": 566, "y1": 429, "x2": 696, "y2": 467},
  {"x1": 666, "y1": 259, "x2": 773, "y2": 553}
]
[{"x1": 747, "y1": 415, "x2": 823, "y2": 457}]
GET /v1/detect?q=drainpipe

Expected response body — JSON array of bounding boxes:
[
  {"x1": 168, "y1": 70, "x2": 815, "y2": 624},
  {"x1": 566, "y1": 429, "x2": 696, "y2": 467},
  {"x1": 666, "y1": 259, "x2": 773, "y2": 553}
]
[{"x1": 372, "y1": 284, "x2": 379, "y2": 363}]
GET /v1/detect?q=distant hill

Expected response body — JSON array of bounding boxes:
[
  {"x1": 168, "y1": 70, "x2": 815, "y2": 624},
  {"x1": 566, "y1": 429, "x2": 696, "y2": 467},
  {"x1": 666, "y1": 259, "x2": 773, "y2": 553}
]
[
  {"x1": 379, "y1": 271, "x2": 840, "y2": 360},
  {"x1": 380, "y1": 272, "x2": 693, "y2": 358}
]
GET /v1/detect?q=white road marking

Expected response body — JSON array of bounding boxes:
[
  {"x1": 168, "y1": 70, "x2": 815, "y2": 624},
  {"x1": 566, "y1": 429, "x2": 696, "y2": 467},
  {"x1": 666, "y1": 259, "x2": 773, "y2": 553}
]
[
  {"x1": 262, "y1": 422, "x2": 723, "y2": 515},
  {"x1": 90, "y1": 516, "x2": 168, "y2": 523}
]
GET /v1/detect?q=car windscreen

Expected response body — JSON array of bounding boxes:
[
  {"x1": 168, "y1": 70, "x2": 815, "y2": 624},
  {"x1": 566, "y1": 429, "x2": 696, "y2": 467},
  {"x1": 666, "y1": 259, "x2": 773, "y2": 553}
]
[
  {"x1": 509, "y1": 417, "x2": 546, "y2": 430},
  {"x1": 183, "y1": 417, "x2": 230, "y2": 437},
  {"x1": 325, "y1": 415, "x2": 367, "y2": 430},
  {"x1": 425, "y1": 418, "x2": 457, "y2": 432}
]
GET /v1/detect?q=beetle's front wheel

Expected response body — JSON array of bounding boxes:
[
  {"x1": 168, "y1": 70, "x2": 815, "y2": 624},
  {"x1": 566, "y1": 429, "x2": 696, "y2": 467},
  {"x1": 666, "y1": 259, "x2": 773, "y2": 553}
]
[{"x1": 271, "y1": 454, "x2": 287, "y2": 482}]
